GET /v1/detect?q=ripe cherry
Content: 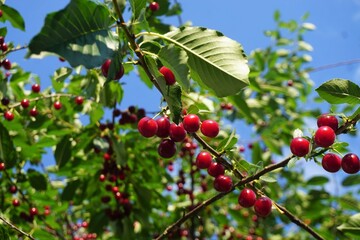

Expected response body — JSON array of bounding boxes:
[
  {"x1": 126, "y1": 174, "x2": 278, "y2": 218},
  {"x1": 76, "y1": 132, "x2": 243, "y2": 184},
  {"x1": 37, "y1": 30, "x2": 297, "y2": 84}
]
[
  {"x1": 4, "y1": 111, "x2": 14, "y2": 121},
  {"x1": 196, "y1": 151, "x2": 212, "y2": 169},
  {"x1": 103, "y1": 152, "x2": 111, "y2": 161},
  {"x1": 290, "y1": 137, "x2": 310, "y2": 157},
  {"x1": 183, "y1": 114, "x2": 201, "y2": 133},
  {"x1": 1, "y1": 43, "x2": 8, "y2": 52},
  {"x1": 317, "y1": 114, "x2": 338, "y2": 132},
  {"x1": 101, "y1": 59, "x2": 124, "y2": 80},
  {"x1": 149, "y1": 2, "x2": 160, "y2": 11},
  {"x1": 9, "y1": 185, "x2": 17, "y2": 194},
  {"x1": 1, "y1": 97, "x2": 9, "y2": 105},
  {"x1": 0, "y1": 10, "x2": 2, "y2": 18},
  {"x1": 0, "y1": 162, "x2": 5, "y2": 170},
  {"x1": 314, "y1": 126, "x2": 335, "y2": 148},
  {"x1": 322, "y1": 153, "x2": 341, "y2": 173},
  {"x1": 238, "y1": 188, "x2": 257, "y2": 208},
  {"x1": 29, "y1": 108, "x2": 38, "y2": 117},
  {"x1": 2, "y1": 59, "x2": 11, "y2": 70},
  {"x1": 99, "y1": 174, "x2": 106, "y2": 182},
  {"x1": 169, "y1": 123, "x2": 186, "y2": 142},
  {"x1": 159, "y1": 66, "x2": 176, "y2": 85},
  {"x1": 53, "y1": 101, "x2": 62, "y2": 110},
  {"x1": 158, "y1": 139, "x2": 176, "y2": 158},
  {"x1": 138, "y1": 117, "x2": 158, "y2": 138},
  {"x1": 29, "y1": 207, "x2": 38, "y2": 216},
  {"x1": 201, "y1": 120, "x2": 219, "y2": 138},
  {"x1": 21, "y1": 99, "x2": 30, "y2": 108},
  {"x1": 214, "y1": 175, "x2": 232, "y2": 192},
  {"x1": 75, "y1": 96, "x2": 84, "y2": 105},
  {"x1": 254, "y1": 197, "x2": 272, "y2": 217},
  {"x1": 341, "y1": 153, "x2": 360, "y2": 174},
  {"x1": 12, "y1": 199, "x2": 20, "y2": 207},
  {"x1": 155, "y1": 117, "x2": 171, "y2": 138},
  {"x1": 32, "y1": 83, "x2": 41, "y2": 93},
  {"x1": 207, "y1": 162, "x2": 225, "y2": 177},
  {"x1": 0, "y1": 36, "x2": 4, "y2": 45}
]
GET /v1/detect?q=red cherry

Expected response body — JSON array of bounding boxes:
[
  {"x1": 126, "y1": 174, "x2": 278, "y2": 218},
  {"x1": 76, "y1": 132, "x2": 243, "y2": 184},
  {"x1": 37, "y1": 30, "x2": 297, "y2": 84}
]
[
  {"x1": 183, "y1": 114, "x2": 201, "y2": 133},
  {"x1": 75, "y1": 96, "x2": 84, "y2": 105},
  {"x1": 158, "y1": 139, "x2": 176, "y2": 158},
  {"x1": 4, "y1": 111, "x2": 14, "y2": 121},
  {"x1": 81, "y1": 221, "x2": 88, "y2": 228},
  {"x1": 254, "y1": 197, "x2": 272, "y2": 217},
  {"x1": 0, "y1": 162, "x2": 5, "y2": 170},
  {"x1": 317, "y1": 114, "x2": 338, "y2": 132},
  {"x1": 149, "y1": 2, "x2": 160, "y2": 11},
  {"x1": 238, "y1": 188, "x2": 257, "y2": 208},
  {"x1": 1, "y1": 43, "x2": 8, "y2": 52},
  {"x1": 53, "y1": 101, "x2": 62, "y2": 110},
  {"x1": 31, "y1": 84, "x2": 41, "y2": 93},
  {"x1": 169, "y1": 123, "x2": 186, "y2": 142},
  {"x1": 9, "y1": 185, "x2": 17, "y2": 194},
  {"x1": 0, "y1": 10, "x2": 3, "y2": 18},
  {"x1": 2, "y1": 59, "x2": 11, "y2": 70},
  {"x1": 341, "y1": 153, "x2": 360, "y2": 174},
  {"x1": 21, "y1": 99, "x2": 30, "y2": 108},
  {"x1": 44, "y1": 208, "x2": 51, "y2": 216},
  {"x1": 0, "y1": 36, "x2": 4, "y2": 45},
  {"x1": 159, "y1": 66, "x2": 176, "y2": 85},
  {"x1": 103, "y1": 152, "x2": 111, "y2": 161},
  {"x1": 290, "y1": 137, "x2": 310, "y2": 157},
  {"x1": 155, "y1": 117, "x2": 170, "y2": 138},
  {"x1": 29, "y1": 207, "x2": 38, "y2": 216},
  {"x1": 1, "y1": 97, "x2": 9, "y2": 106},
  {"x1": 201, "y1": 120, "x2": 219, "y2": 138},
  {"x1": 29, "y1": 108, "x2": 38, "y2": 117},
  {"x1": 213, "y1": 175, "x2": 232, "y2": 192},
  {"x1": 138, "y1": 117, "x2": 158, "y2": 138},
  {"x1": 314, "y1": 126, "x2": 336, "y2": 148},
  {"x1": 99, "y1": 174, "x2": 106, "y2": 182},
  {"x1": 12, "y1": 199, "x2": 20, "y2": 207},
  {"x1": 101, "y1": 59, "x2": 124, "y2": 80},
  {"x1": 195, "y1": 151, "x2": 212, "y2": 169},
  {"x1": 322, "y1": 153, "x2": 341, "y2": 173},
  {"x1": 207, "y1": 162, "x2": 225, "y2": 177}
]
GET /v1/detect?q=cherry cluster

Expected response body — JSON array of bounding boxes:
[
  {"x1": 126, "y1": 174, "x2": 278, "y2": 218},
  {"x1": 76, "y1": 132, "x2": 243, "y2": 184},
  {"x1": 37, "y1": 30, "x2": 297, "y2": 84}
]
[
  {"x1": 0, "y1": 36, "x2": 11, "y2": 71},
  {"x1": 138, "y1": 114, "x2": 220, "y2": 159},
  {"x1": 2, "y1": 83, "x2": 84, "y2": 121},
  {"x1": 290, "y1": 114, "x2": 359, "y2": 174},
  {"x1": 238, "y1": 188, "x2": 272, "y2": 218}
]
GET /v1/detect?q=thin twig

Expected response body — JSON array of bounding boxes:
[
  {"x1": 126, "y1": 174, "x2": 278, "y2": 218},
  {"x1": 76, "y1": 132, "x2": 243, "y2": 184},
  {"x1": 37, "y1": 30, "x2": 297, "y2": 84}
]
[
  {"x1": 309, "y1": 59, "x2": 360, "y2": 73},
  {"x1": 0, "y1": 215, "x2": 35, "y2": 240}
]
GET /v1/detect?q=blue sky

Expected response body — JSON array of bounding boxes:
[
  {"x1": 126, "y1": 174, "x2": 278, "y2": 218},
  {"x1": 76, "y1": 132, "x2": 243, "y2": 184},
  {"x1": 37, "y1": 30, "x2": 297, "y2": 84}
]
[{"x1": 5, "y1": 1, "x2": 360, "y2": 192}]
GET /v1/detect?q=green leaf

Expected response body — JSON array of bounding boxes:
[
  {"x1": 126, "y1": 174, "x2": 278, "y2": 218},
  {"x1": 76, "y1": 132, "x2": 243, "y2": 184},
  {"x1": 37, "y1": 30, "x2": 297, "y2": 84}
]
[
  {"x1": 306, "y1": 176, "x2": 329, "y2": 186},
  {"x1": 130, "y1": 0, "x2": 146, "y2": 20},
  {"x1": 217, "y1": 129, "x2": 238, "y2": 152},
  {"x1": 229, "y1": 94, "x2": 256, "y2": 123},
  {"x1": 28, "y1": 0, "x2": 117, "y2": 68},
  {"x1": 100, "y1": 81, "x2": 123, "y2": 107},
  {"x1": 158, "y1": 44, "x2": 190, "y2": 91},
  {"x1": 0, "y1": 5, "x2": 25, "y2": 31},
  {"x1": 55, "y1": 135, "x2": 72, "y2": 168},
  {"x1": 0, "y1": 122, "x2": 17, "y2": 168},
  {"x1": 28, "y1": 169, "x2": 48, "y2": 191},
  {"x1": 342, "y1": 175, "x2": 360, "y2": 186},
  {"x1": 0, "y1": 27, "x2": 7, "y2": 37},
  {"x1": 0, "y1": 224, "x2": 10, "y2": 240},
  {"x1": 53, "y1": 67, "x2": 72, "y2": 83},
  {"x1": 88, "y1": 210, "x2": 109, "y2": 234},
  {"x1": 154, "y1": 27, "x2": 249, "y2": 97},
  {"x1": 61, "y1": 179, "x2": 80, "y2": 201},
  {"x1": 315, "y1": 79, "x2": 360, "y2": 105},
  {"x1": 89, "y1": 102, "x2": 104, "y2": 124},
  {"x1": 110, "y1": 135, "x2": 127, "y2": 166},
  {"x1": 260, "y1": 175, "x2": 277, "y2": 183},
  {"x1": 337, "y1": 213, "x2": 360, "y2": 237},
  {"x1": 144, "y1": 55, "x2": 182, "y2": 123}
]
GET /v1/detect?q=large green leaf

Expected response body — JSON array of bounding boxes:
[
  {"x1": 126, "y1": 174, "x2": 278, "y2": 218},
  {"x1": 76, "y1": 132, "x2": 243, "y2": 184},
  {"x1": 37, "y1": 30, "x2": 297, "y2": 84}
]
[
  {"x1": 0, "y1": 5, "x2": 25, "y2": 31},
  {"x1": 130, "y1": 0, "x2": 147, "y2": 20},
  {"x1": 28, "y1": 0, "x2": 117, "y2": 68},
  {"x1": 153, "y1": 27, "x2": 249, "y2": 97},
  {"x1": 316, "y1": 79, "x2": 360, "y2": 105},
  {"x1": 28, "y1": 169, "x2": 48, "y2": 191},
  {"x1": 337, "y1": 213, "x2": 360, "y2": 237},
  {"x1": 0, "y1": 122, "x2": 17, "y2": 168}
]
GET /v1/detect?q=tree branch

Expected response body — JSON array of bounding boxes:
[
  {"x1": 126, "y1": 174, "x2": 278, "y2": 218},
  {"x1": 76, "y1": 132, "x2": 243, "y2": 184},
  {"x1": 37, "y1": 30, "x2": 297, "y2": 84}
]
[{"x1": 0, "y1": 215, "x2": 35, "y2": 240}]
